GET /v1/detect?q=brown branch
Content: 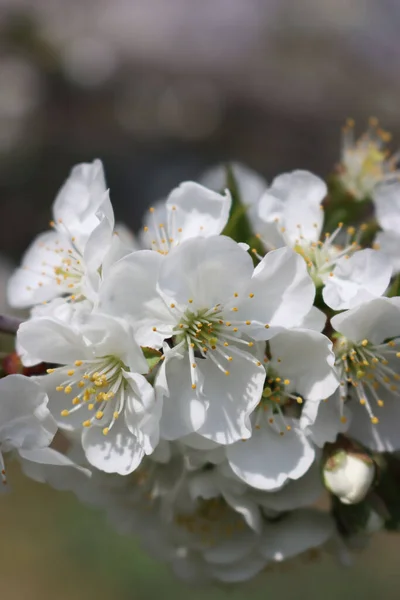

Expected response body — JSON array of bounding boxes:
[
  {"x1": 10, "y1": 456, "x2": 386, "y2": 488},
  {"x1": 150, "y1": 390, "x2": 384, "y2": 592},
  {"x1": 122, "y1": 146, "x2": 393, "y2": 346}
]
[{"x1": 0, "y1": 314, "x2": 22, "y2": 335}]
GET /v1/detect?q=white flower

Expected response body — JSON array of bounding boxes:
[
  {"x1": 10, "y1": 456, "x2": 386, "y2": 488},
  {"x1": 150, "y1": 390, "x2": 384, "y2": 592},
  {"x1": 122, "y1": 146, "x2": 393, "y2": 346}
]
[
  {"x1": 141, "y1": 182, "x2": 231, "y2": 254},
  {"x1": 331, "y1": 297, "x2": 400, "y2": 451},
  {"x1": 257, "y1": 170, "x2": 327, "y2": 251},
  {"x1": 17, "y1": 313, "x2": 159, "y2": 474},
  {"x1": 0, "y1": 374, "x2": 57, "y2": 486},
  {"x1": 373, "y1": 179, "x2": 400, "y2": 273},
  {"x1": 100, "y1": 235, "x2": 316, "y2": 445},
  {"x1": 226, "y1": 329, "x2": 338, "y2": 491},
  {"x1": 7, "y1": 159, "x2": 132, "y2": 318},
  {"x1": 322, "y1": 248, "x2": 392, "y2": 311},
  {"x1": 254, "y1": 169, "x2": 390, "y2": 311},
  {"x1": 323, "y1": 449, "x2": 376, "y2": 505},
  {"x1": 337, "y1": 118, "x2": 399, "y2": 201}
]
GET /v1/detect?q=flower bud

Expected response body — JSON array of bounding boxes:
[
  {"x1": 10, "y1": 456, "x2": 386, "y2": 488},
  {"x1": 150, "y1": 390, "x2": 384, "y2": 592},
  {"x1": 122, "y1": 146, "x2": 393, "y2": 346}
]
[{"x1": 323, "y1": 449, "x2": 376, "y2": 505}]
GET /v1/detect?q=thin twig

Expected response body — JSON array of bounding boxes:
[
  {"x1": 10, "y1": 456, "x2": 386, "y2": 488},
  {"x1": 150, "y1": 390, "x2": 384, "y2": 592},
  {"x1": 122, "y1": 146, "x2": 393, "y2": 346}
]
[{"x1": 0, "y1": 314, "x2": 22, "y2": 335}]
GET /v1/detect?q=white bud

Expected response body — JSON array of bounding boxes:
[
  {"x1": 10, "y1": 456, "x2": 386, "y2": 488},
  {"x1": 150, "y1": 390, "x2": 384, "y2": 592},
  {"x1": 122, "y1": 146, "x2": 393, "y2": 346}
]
[{"x1": 323, "y1": 450, "x2": 375, "y2": 505}]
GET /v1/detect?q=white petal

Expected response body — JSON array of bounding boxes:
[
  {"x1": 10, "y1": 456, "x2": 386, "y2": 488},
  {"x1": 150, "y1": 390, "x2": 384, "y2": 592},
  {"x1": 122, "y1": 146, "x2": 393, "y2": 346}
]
[
  {"x1": 260, "y1": 509, "x2": 334, "y2": 561},
  {"x1": 82, "y1": 418, "x2": 145, "y2": 475},
  {"x1": 253, "y1": 461, "x2": 324, "y2": 511},
  {"x1": 210, "y1": 551, "x2": 267, "y2": 583},
  {"x1": 301, "y1": 391, "x2": 350, "y2": 447},
  {"x1": 53, "y1": 159, "x2": 113, "y2": 246},
  {"x1": 373, "y1": 179, "x2": 400, "y2": 232},
  {"x1": 236, "y1": 247, "x2": 315, "y2": 339},
  {"x1": 375, "y1": 230, "x2": 400, "y2": 274},
  {"x1": 323, "y1": 249, "x2": 392, "y2": 310},
  {"x1": 7, "y1": 231, "x2": 68, "y2": 308},
  {"x1": 17, "y1": 317, "x2": 89, "y2": 365},
  {"x1": 158, "y1": 236, "x2": 254, "y2": 311},
  {"x1": 19, "y1": 447, "x2": 90, "y2": 490},
  {"x1": 348, "y1": 389, "x2": 400, "y2": 452},
  {"x1": 269, "y1": 329, "x2": 339, "y2": 401},
  {"x1": 200, "y1": 162, "x2": 267, "y2": 233},
  {"x1": 227, "y1": 418, "x2": 315, "y2": 491},
  {"x1": 158, "y1": 350, "x2": 207, "y2": 440},
  {"x1": 196, "y1": 346, "x2": 265, "y2": 444},
  {"x1": 0, "y1": 375, "x2": 57, "y2": 450},
  {"x1": 331, "y1": 297, "x2": 400, "y2": 344},
  {"x1": 166, "y1": 181, "x2": 231, "y2": 242},
  {"x1": 99, "y1": 249, "x2": 175, "y2": 348}
]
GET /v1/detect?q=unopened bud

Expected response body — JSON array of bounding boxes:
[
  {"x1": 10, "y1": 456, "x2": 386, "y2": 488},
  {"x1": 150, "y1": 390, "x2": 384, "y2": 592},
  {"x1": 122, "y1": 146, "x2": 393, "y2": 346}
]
[{"x1": 323, "y1": 449, "x2": 376, "y2": 505}]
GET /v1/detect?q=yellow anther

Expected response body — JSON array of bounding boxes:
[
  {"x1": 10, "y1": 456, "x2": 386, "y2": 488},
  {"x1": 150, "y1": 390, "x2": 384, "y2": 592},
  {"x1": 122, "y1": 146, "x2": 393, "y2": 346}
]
[
  {"x1": 225, "y1": 321, "x2": 231, "y2": 326},
  {"x1": 149, "y1": 207, "x2": 155, "y2": 213},
  {"x1": 61, "y1": 410, "x2": 70, "y2": 417},
  {"x1": 170, "y1": 303, "x2": 175, "y2": 308},
  {"x1": 64, "y1": 386, "x2": 72, "y2": 394},
  {"x1": 264, "y1": 324, "x2": 270, "y2": 329},
  {"x1": 232, "y1": 307, "x2": 238, "y2": 312},
  {"x1": 88, "y1": 403, "x2": 94, "y2": 410},
  {"x1": 188, "y1": 299, "x2": 193, "y2": 303},
  {"x1": 359, "y1": 398, "x2": 366, "y2": 405},
  {"x1": 191, "y1": 383, "x2": 197, "y2": 389},
  {"x1": 96, "y1": 411, "x2": 104, "y2": 420},
  {"x1": 371, "y1": 416, "x2": 379, "y2": 424},
  {"x1": 223, "y1": 342, "x2": 229, "y2": 347},
  {"x1": 228, "y1": 357, "x2": 233, "y2": 362},
  {"x1": 82, "y1": 420, "x2": 91, "y2": 428},
  {"x1": 72, "y1": 397, "x2": 80, "y2": 405},
  {"x1": 377, "y1": 399, "x2": 384, "y2": 407},
  {"x1": 234, "y1": 292, "x2": 238, "y2": 297},
  {"x1": 75, "y1": 360, "x2": 83, "y2": 366},
  {"x1": 233, "y1": 327, "x2": 238, "y2": 332},
  {"x1": 67, "y1": 369, "x2": 75, "y2": 376},
  {"x1": 152, "y1": 327, "x2": 157, "y2": 331},
  {"x1": 275, "y1": 377, "x2": 281, "y2": 383},
  {"x1": 56, "y1": 386, "x2": 64, "y2": 392},
  {"x1": 361, "y1": 339, "x2": 368, "y2": 347},
  {"x1": 245, "y1": 320, "x2": 251, "y2": 325},
  {"x1": 103, "y1": 427, "x2": 109, "y2": 436},
  {"x1": 297, "y1": 397, "x2": 303, "y2": 404},
  {"x1": 249, "y1": 293, "x2": 254, "y2": 298},
  {"x1": 78, "y1": 381, "x2": 85, "y2": 388},
  {"x1": 256, "y1": 361, "x2": 261, "y2": 366},
  {"x1": 225, "y1": 371, "x2": 230, "y2": 376},
  {"x1": 284, "y1": 379, "x2": 290, "y2": 385},
  {"x1": 143, "y1": 226, "x2": 149, "y2": 232},
  {"x1": 248, "y1": 342, "x2": 254, "y2": 347},
  {"x1": 340, "y1": 416, "x2": 347, "y2": 424},
  {"x1": 113, "y1": 412, "x2": 119, "y2": 420},
  {"x1": 47, "y1": 368, "x2": 56, "y2": 374},
  {"x1": 286, "y1": 425, "x2": 292, "y2": 431}
]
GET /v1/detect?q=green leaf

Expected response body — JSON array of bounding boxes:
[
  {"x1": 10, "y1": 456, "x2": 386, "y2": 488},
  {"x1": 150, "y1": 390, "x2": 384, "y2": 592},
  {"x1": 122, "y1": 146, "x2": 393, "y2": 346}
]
[{"x1": 141, "y1": 347, "x2": 162, "y2": 371}]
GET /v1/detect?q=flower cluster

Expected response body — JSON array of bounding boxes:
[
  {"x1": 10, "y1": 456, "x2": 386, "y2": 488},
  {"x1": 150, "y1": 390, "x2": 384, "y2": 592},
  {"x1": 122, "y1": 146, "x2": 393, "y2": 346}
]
[{"x1": 2, "y1": 120, "x2": 400, "y2": 584}]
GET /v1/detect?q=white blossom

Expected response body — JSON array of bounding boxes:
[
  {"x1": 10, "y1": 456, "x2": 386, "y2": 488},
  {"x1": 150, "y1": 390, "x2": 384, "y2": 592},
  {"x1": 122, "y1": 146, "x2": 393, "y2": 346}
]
[
  {"x1": 331, "y1": 297, "x2": 400, "y2": 451},
  {"x1": 17, "y1": 313, "x2": 159, "y2": 474},
  {"x1": 7, "y1": 160, "x2": 132, "y2": 319},
  {"x1": 0, "y1": 375, "x2": 57, "y2": 486},
  {"x1": 337, "y1": 118, "x2": 399, "y2": 201}
]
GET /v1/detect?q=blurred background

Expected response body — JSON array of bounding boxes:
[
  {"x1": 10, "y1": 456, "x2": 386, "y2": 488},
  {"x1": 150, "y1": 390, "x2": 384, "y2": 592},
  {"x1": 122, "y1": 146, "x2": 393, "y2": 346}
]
[{"x1": 1, "y1": 0, "x2": 400, "y2": 597}]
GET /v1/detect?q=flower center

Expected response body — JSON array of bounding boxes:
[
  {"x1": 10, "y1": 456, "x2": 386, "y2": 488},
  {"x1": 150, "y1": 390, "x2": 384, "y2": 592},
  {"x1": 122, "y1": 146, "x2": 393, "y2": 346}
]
[
  {"x1": 335, "y1": 336, "x2": 400, "y2": 424},
  {"x1": 142, "y1": 205, "x2": 182, "y2": 255},
  {"x1": 48, "y1": 355, "x2": 129, "y2": 435},
  {"x1": 294, "y1": 224, "x2": 361, "y2": 287}
]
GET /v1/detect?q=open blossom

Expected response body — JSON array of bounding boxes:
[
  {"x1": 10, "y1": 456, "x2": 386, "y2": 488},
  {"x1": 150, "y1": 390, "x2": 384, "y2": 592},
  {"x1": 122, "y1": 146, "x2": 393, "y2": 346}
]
[
  {"x1": 17, "y1": 313, "x2": 159, "y2": 474},
  {"x1": 99, "y1": 235, "x2": 316, "y2": 445},
  {"x1": 7, "y1": 160, "x2": 132, "y2": 320},
  {"x1": 254, "y1": 169, "x2": 391, "y2": 310},
  {"x1": 225, "y1": 329, "x2": 339, "y2": 491},
  {"x1": 141, "y1": 182, "x2": 231, "y2": 254},
  {"x1": 373, "y1": 179, "x2": 400, "y2": 273},
  {"x1": 337, "y1": 118, "x2": 400, "y2": 201},
  {"x1": 0, "y1": 375, "x2": 57, "y2": 487},
  {"x1": 331, "y1": 297, "x2": 400, "y2": 452}
]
